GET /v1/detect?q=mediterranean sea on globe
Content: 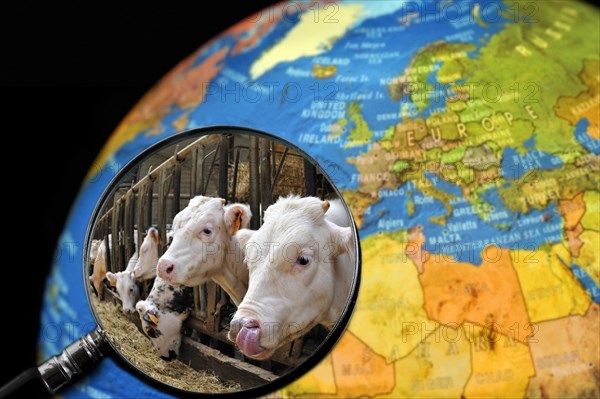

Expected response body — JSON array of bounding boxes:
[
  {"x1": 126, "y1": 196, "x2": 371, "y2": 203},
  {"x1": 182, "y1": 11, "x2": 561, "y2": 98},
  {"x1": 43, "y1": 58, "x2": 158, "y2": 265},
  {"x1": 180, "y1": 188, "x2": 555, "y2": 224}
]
[{"x1": 39, "y1": 1, "x2": 599, "y2": 397}]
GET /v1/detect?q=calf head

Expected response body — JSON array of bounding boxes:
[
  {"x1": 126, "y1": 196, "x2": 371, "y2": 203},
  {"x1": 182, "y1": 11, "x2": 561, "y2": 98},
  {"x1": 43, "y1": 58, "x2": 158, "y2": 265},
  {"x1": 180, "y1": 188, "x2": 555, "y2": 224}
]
[
  {"x1": 106, "y1": 271, "x2": 139, "y2": 315},
  {"x1": 132, "y1": 227, "x2": 161, "y2": 280},
  {"x1": 136, "y1": 300, "x2": 185, "y2": 361},
  {"x1": 157, "y1": 196, "x2": 251, "y2": 287},
  {"x1": 229, "y1": 196, "x2": 353, "y2": 359}
]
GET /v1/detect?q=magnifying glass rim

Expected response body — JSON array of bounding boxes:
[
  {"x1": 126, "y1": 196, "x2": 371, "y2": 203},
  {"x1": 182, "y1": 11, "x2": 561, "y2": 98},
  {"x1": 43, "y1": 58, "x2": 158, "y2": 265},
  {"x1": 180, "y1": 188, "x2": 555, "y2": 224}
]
[{"x1": 83, "y1": 125, "x2": 362, "y2": 398}]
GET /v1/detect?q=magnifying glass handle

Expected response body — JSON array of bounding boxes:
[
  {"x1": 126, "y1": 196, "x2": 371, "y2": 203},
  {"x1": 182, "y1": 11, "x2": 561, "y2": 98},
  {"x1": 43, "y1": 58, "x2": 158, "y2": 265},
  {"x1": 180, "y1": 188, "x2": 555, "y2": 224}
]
[
  {"x1": 0, "y1": 328, "x2": 109, "y2": 398},
  {"x1": 38, "y1": 328, "x2": 109, "y2": 393}
]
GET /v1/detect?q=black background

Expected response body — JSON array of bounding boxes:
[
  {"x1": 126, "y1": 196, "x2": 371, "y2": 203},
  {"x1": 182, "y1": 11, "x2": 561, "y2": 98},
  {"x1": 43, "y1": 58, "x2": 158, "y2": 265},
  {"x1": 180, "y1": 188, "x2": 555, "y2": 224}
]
[{"x1": 0, "y1": 3, "x2": 275, "y2": 396}]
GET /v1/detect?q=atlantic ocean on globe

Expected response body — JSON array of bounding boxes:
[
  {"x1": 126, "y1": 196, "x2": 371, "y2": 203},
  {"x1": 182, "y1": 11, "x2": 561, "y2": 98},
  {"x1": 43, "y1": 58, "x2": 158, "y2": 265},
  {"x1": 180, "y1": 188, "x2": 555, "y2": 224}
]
[{"x1": 40, "y1": 1, "x2": 599, "y2": 397}]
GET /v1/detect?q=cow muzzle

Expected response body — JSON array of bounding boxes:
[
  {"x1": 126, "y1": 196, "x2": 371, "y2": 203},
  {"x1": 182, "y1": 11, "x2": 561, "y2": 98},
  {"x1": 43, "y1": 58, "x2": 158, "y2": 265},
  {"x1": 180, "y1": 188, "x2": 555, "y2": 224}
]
[{"x1": 160, "y1": 350, "x2": 177, "y2": 362}]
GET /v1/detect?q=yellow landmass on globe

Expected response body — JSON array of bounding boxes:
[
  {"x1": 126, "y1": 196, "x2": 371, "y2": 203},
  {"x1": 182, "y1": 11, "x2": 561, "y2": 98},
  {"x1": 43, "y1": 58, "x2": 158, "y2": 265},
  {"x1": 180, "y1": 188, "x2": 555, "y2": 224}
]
[
  {"x1": 340, "y1": 190, "x2": 374, "y2": 229},
  {"x1": 513, "y1": 244, "x2": 591, "y2": 323},
  {"x1": 577, "y1": 230, "x2": 600, "y2": 286},
  {"x1": 419, "y1": 246, "x2": 531, "y2": 343},
  {"x1": 348, "y1": 232, "x2": 438, "y2": 361},
  {"x1": 380, "y1": 325, "x2": 471, "y2": 399},
  {"x1": 581, "y1": 190, "x2": 600, "y2": 232},
  {"x1": 249, "y1": 3, "x2": 361, "y2": 79},
  {"x1": 526, "y1": 304, "x2": 599, "y2": 399},
  {"x1": 463, "y1": 324, "x2": 535, "y2": 399},
  {"x1": 282, "y1": 354, "x2": 337, "y2": 397}
]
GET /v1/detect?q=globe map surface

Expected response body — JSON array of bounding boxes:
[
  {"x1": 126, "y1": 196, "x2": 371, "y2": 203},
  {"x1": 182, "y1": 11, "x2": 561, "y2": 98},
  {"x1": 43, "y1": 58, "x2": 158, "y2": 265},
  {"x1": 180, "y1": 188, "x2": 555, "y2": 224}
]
[{"x1": 40, "y1": 1, "x2": 599, "y2": 397}]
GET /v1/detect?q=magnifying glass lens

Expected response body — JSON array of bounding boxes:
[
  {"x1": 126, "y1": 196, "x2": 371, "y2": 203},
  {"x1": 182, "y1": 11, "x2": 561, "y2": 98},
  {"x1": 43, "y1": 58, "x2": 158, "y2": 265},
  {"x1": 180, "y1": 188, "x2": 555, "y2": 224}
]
[{"x1": 75, "y1": 128, "x2": 360, "y2": 396}]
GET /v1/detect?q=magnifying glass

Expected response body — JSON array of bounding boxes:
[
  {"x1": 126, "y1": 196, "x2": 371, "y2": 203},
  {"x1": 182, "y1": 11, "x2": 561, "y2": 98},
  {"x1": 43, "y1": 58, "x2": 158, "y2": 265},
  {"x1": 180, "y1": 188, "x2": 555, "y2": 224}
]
[{"x1": 0, "y1": 127, "x2": 360, "y2": 397}]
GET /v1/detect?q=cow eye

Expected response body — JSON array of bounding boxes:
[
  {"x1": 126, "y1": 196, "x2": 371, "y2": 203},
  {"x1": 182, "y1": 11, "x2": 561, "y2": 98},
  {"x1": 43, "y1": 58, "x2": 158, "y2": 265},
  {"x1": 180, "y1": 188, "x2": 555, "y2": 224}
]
[{"x1": 296, "y1": 256, "x2": 310, "y2": 266}]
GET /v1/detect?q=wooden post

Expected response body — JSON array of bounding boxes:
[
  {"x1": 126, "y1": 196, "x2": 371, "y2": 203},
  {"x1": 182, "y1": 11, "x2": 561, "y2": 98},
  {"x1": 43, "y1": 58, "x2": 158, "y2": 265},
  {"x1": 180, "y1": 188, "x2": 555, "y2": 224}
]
[
  {"x1": 260, "y1": 138, "x2": 272, "y2": 223},
  {"x1": 218, "y1": 135, "x2": 229, "y2": 201},
  {"x1": 111, "y1": 200, "x2": 120, "y2": 273},
  {"x1": 146, "y1": 178, "x2": 154, "y2": 230},
  {"x1": 124, "y1": 191, "x2": 134, "y2": 259},
  {"x1": 249, "y1": 136, "x2": 260, "y2": 230},
  {"x1": 136, "y1": 184, "x2": 146, "y2": 251},
  {"x1": 304, "y1": 159, "x2": 317, "y2": 196},
  {"x1": 190, "y1": 147, "x2": 198, "y2": 197},
  {"x1": 156, "y1": 170, "x2": 167, "y2": 256},
  {"x1": 198, "y1": 145, "x2": 205, "y2": 196},
  {"x1": 172, "y1": 160, "x2": 182, "y2": 218}
]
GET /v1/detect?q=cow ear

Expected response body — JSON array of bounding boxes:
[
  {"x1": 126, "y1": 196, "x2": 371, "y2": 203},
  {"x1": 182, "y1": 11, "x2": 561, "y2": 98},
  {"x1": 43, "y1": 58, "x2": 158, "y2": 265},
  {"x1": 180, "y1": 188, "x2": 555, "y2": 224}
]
[
  {"x1": 224, "y1": 203, "x2": 252, "y2": 236},
  {"x1": 106, "y1": 272, "x2": 117, "y2": 287},
  {"x1": 149, "y1": 227, "x2": 162, "y2": 245},
  {"x1": 327, "y1": 222, "x2": 354, "y2": 257}
]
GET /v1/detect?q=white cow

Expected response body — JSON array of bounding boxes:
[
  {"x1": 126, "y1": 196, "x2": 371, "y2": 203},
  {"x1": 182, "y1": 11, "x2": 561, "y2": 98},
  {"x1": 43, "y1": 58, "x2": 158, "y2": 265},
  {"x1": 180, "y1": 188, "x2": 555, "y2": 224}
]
[
  {"x1": 136, "y1": 277, "x2": 194, "y2": 361},
  {"x1": 106, "y1": 253, "x2": 140, "y2": 315},
  {"x1": 89, "y1": 239, "x2": 102, "y2": 266},
  {"x1": 132, "y1": 227, "x2": 162, "y2": 281},
  {"x1": 156, "y1": 196, "x2": 253, "y2": 306},
  {"x1": 229, "y1": 196, "x2": 355, "y2": 360},
  {"x1": 89, "y1": 239, "x2": 108, "y2": 298},
  {"x1": 89, "y1": 232, "x2": 139, "y2": 298}
]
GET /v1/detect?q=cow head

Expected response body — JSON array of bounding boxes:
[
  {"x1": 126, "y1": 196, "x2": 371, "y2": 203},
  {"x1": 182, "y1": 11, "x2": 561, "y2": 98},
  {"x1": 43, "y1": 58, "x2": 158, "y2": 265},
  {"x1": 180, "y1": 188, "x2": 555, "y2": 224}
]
[
  {"x1": 132, "y1": 227, "x2": 161, "y2": 280},
  {"x1": 157, "y1": 196, "x2": 251, "y2": 287},
  {"x1": 106, "y1": 271, "x2": 139, "y2": 315},
  {"x1": 135, "y1": 300, "x2": 185, "y2": 361},
  {"x1": 89, "y1": 239, "x2": 101, "y2": 266},
  {"x1": 229, "y1": 196, "x2": 354, "y2": 360}
]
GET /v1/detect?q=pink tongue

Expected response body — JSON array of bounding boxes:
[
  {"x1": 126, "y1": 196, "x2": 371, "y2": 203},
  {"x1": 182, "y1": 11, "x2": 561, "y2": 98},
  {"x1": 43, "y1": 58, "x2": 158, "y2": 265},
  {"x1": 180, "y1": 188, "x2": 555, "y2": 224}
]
[{"x1": 236, "y1": 326, "x2": 264, "y2": 356}]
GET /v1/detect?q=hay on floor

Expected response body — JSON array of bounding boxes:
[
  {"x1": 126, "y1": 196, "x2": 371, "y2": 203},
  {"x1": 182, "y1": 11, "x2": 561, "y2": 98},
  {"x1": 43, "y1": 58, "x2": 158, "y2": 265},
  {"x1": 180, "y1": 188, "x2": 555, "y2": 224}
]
[{"x1": 93, "y1": 297, "x2": 241, "y2": 393}]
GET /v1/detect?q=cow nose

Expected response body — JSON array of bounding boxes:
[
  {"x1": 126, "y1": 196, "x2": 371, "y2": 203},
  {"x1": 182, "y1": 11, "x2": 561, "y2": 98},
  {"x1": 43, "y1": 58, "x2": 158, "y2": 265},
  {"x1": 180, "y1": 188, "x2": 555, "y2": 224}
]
[
  {"x1": 157, "y1": 258, "x2": 175, "y2": 277},
  {"x1": 230, "y1": 317, "x2": 259, "y2": 336},
  {"x1": 160, "y1": 350, "x2": 177, "y2": 362}
]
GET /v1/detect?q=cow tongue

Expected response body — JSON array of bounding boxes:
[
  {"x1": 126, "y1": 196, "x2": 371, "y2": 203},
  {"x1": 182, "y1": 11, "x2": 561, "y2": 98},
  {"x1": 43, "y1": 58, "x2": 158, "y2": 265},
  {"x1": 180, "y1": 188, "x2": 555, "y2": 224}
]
[{"x1": 236, "y1": 326, "x2": 264, "y2": 356}]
